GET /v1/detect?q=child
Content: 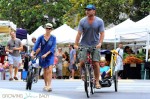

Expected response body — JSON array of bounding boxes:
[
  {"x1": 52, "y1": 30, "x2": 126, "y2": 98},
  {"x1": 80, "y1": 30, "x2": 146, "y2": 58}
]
[{"x1": 99, "y1": 57, "x2": 110, "y2": 80}]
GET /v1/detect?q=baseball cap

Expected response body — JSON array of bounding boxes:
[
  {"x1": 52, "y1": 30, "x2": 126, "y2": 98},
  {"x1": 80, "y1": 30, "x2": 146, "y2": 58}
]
[
  {"x1": 45, "y1": 23, "x2": 53, "y2": 28},
  {"x1": 85, "y1": 4, "x2": 96, "y2": 10}
]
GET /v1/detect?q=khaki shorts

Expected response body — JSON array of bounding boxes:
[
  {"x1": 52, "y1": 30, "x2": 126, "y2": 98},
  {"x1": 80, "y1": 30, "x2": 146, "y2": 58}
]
[
  {"x1": 78, "y1": 48, "x2": 101, "y2": 62},
  {"x1": 8, "y1": 54, "x2": 22, "y2": 67}
]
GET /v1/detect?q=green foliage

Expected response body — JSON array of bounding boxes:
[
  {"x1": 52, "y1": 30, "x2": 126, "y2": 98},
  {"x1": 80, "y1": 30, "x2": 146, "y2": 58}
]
[
  {"x1": 129, "y1": 0, "x2": 150, "y2": 21},
  {"x1": 0, "y1": 0, "x2": 72, "y2": 34},
  {"x1": 63, "y1": 0, "x2": 131, "y2": 27},
  {"x1": 0, "y1": 0, "x2": 149, "y2": 33}
]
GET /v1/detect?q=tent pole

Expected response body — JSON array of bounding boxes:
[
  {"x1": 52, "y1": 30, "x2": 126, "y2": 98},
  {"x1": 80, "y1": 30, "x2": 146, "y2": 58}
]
[
  {"x1": 146, "y1": 32, "x2": 149, "y2": 62},
  {"x1": 26, "y1": 35, "x2": 29, "y2": 54},
  {"x1": 114, "y1": 35, "x2": 117, "y2": 49},
  {"x1": 144, "y1": 32, "x2": 150, "y2": 80}
]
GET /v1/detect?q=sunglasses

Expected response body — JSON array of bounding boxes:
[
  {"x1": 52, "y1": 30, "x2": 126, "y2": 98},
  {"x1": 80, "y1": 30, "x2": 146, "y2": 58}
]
[
  {"x1": 46, "y1": 28, "x2": 52, "y2": 30},
  {"x1": 86, "y1": 9, "x2": 92, "y2": 11}
]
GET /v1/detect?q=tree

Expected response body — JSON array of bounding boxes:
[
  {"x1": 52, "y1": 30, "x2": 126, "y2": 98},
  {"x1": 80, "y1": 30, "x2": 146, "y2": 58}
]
[
  {"x1": 129, "y1": 0, "x2": 150, "y2": 22},
  {"x1": 63, "y1": 0, "x2": 133, "y2": 27},
  {"x1": 0, "y1": 0, "x2": 72, "y2": 34}
]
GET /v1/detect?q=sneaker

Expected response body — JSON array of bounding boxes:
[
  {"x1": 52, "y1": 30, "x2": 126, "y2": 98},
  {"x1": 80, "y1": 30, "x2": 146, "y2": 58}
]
[
  {"x1": 9, "y1": 78, "x2": 13, "y2": 81},
  {"x1": 14, "y1": 77, "x2": 18, "y2": 80}
]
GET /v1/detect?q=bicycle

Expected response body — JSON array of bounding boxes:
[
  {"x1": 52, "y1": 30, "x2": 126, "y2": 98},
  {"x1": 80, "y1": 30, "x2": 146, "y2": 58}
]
[
  {"x1": 26, "y1": 57, "x2": 39, "y2": 90},
  {"x1": 79, "y1": 46, "x2": 96, "y2": 98}
]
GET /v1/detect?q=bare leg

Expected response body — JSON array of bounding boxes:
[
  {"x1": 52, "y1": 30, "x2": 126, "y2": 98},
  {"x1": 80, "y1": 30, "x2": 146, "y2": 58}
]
[
  {"x1": 71, "y1": 69, "x2": 75, "y2": 79},
  {"x1": 44, "y1": 68, "x2": 47, "y2": 86},
  {"x1": 47, "y1": 66, "x2": 53, "y2": 88},
  {"x1": 79, "y1": 61, "x2": 84, "y2": 74},
  {"x1": 14, "y1": 67, "x2": 18, "y2": 77},
  {"x1": 9, "y1": 65, "x2": 13, "y2": 78},
  {"x1": 79, "y1": 61, "x2": 85, "y2": 80},
  {"x1": 93, "y1": 61, "x2": 100, "y2": 88}
]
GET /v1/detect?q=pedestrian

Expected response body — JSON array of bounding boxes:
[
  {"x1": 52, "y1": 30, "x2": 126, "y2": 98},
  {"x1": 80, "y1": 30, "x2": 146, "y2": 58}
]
[
  {"x1": 74, "y1": 4, "x2": 105, "y2": 89},
  {"x1": 115, "y1": 42, "x2": 124, "y2": 79},
  {"x1": 56, "y1": 47, "x2": 64, "y2": 79},
  {"x1": 69, "y1": 44, "x2": 76, "y2": 79},
  {"x1": 31, "y1": 23, "x2": 56, "y2": 92},
  {"x1": 5, "y1": 31, "x2": 23, "y2": 81}
]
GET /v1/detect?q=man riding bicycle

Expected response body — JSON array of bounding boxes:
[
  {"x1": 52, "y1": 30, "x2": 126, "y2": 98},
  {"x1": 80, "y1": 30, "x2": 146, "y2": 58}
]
[{"x1": 74, "y1": 4, "x2": 105, "y2": 89}]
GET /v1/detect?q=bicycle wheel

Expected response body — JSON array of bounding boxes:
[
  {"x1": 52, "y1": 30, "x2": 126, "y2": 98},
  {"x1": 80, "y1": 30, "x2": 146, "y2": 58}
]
[
  {"x1": 113, "y1": 71, "x2": 118, "y2": 92},
  {"x1": 26, "y1": 71, "x2": 33, "y2": 90},
  {"x1": 84, "y1": 65, "x2": 91, "y2": 98},
  {"x1": 90, "y1": 81, "x2": 95, "y2": 94}
]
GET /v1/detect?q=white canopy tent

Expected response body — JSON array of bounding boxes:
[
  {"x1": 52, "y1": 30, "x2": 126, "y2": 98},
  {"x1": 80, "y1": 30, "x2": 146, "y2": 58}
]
[
  {"x1": 51, "y1": 24, "x2": 77, "y2": 43},
  {"x1": 21, "y1": 34, "x2": 33, "y2": 45},
  {"x1": 0, "y1": 20, "x2": 17, "y2": 31},
  {"x1": 30, "y1": 26, "x2": 45, "y2": 39},
  {"x1": 21, "y1": 26, "x2": 45, "y2": 46},
  {"x1": 27, "y1": 24, "x2": 77, "y2": 45},
  {"x1": 104, "y1": 19, "x2": 135, "y2": 43},
  {"x1": 115, "y1": 15, "x2": 150, "y2": 61}
]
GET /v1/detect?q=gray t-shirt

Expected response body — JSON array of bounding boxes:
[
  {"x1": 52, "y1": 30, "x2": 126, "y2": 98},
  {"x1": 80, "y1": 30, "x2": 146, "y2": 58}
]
[
  {"x1": 7, "y1": 38, "x2": 21, "y2": 57},
  {"x1": 78, "y1": 16, "x2": 105, "y2": 46}
]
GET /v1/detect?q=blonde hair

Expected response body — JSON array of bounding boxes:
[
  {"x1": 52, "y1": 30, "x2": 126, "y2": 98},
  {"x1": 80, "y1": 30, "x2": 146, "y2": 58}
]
[{"x1": 100, "y1": 57, "x2": 106, "y2": 62}]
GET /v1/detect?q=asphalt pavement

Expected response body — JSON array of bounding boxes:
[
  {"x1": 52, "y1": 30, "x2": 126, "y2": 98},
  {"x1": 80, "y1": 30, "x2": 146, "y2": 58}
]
[{"x1": 0, "y1": 79, "x2": 150, "y2": 99}]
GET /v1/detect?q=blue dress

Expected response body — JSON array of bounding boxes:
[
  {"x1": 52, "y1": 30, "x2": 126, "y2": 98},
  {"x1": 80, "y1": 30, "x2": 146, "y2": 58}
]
[{"x1": 33, "y1": 35, "x2": 56, "y2": 68}]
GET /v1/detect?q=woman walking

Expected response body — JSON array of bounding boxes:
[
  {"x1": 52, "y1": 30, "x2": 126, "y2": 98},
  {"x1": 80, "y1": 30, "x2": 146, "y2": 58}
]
[{"x1": 31, "y1": 23, "x2": 56, "y2": 92}]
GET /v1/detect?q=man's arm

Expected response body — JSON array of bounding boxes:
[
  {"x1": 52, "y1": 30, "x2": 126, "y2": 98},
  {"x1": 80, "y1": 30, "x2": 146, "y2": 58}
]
[
  {"x1": 5, "y1": 42, "x2": 13, "y2": 53},
  {"x1": 74, "y1": 31, "x2": 82, "y2": 47},
  {"x1": 14, "y1": 43, "x2": 23, "y2": 51},
  {"x1": 99, "y1": 31, "x2": 104, "y2": 44},
  {"x1": 96, "y1": 31, "x2": 104, "y2": 48},
  {"x1": 5, "y1": 46, "x2": 11, "y2": 53}
]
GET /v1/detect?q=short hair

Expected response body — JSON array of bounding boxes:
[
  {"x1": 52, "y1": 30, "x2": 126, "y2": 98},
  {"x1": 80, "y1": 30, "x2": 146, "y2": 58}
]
[
  {"x1": 32, "y1": 37, "x2": 36, "y2": 40},
  {"x1": 119, "y1": 42, "x2": 123, "y2": 44},
  {"x1": 70, "y1": 44, "x2": 74, "y2": 49}
]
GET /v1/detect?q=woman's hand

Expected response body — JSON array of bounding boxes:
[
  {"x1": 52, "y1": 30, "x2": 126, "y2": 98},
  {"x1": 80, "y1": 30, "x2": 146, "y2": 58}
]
[{"x1": 42, "y1": 54, "x2": 47, "y2": 59}]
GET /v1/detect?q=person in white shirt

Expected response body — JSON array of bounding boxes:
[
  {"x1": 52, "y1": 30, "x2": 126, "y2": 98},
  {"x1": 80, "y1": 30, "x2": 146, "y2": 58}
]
[{"x1": 115, "y1": 42, "x2": 124, "y2": 79}]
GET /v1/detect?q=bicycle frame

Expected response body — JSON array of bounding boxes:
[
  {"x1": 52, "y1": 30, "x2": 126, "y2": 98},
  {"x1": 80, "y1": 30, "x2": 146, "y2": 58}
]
[
  {"x1": 79, "y1": 47, "x2": 96, "y2": 98},
  {"x1": 110, "y1": 52, "x2": 116, "y2": 77},
  {"x1": 26, "y1": 57, "x2": 39, "y2": 90}
]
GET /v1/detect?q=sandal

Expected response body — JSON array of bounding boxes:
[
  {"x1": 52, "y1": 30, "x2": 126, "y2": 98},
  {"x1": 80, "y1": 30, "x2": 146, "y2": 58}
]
[
  {"x1": 43, "y1": 86, "x2": 48, "y2": 91},
  {"x1": 43, "y1": 86, "x2": 52, "y2": 92},
  {"x1": 47, "y1": 88, "x2": 52, "y2": 92},
  {"x1": 95, "y1": 82, "x2": 101, "y2": 89}
]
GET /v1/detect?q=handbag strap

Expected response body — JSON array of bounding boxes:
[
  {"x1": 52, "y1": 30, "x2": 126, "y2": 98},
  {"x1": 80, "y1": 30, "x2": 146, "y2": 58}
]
[{"x1": 37, "y1": 35, "x2": 51, "y2": 57}]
